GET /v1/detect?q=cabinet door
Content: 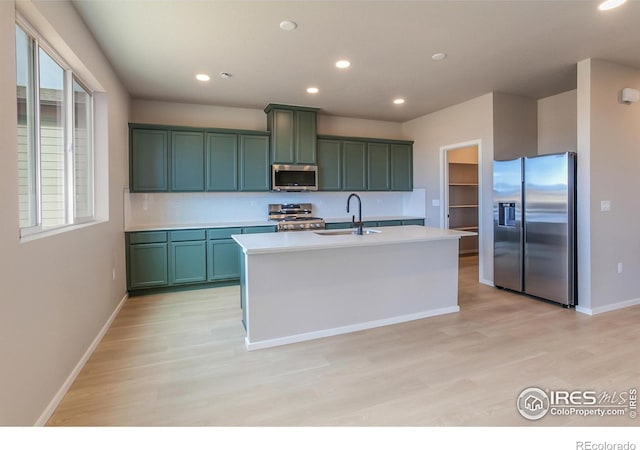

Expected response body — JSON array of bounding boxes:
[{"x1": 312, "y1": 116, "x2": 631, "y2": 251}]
[
  {"x1": 130, "y1": 129, "x2": 168, "y2": 192},
  {"x1": 169, "y1": 241, "x2": 207, "y2": 285},
  {"x1": 239, "y1": 135, "x2": 270, "y2": 191},
  {"x1": 295, "y1": 110, "x2": 317, "y2": 164},
  {"x1": 342, "y1": 141, "x2": 367, "y2": 191},
  {"x1": 171, "y1": 131, "x2": 204, "y2": 191},
  {"x1": 317, "y1": 139, "x2": 342, "y2": 191},
  {"x1": 269, "y1": 109, "x2": 295, "y2": 163},
  {"x1": 128, "y1": 243, "x2": 168, "y2": 289},
  {"x1": 206, "y1": 133, "x2": 238, "y2": 191},
  {"x1": 391, "y1": 144, "x2": 413, "y2": 191},
  {"x1": 208, "y1": 239, "x2": 240, "y2": 281},
  {"x1": 367, "y1": 143, "x2": 391, "y2": 190}
]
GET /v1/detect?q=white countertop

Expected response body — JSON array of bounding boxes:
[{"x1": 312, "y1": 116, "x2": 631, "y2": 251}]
[
  {"x1": 233, "y1": 225, "x2": 475, "y2": 255},
  {"x1": 124, "y1": 216, "x2": 425, "y2": 232},
  {"x1": 125, "y1": 220, "x2": 274, "y2": 232}
]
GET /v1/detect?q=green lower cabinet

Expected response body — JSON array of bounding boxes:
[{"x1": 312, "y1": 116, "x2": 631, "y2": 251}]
[
  {"x1": 169, "y1": 241, "x2": 207, "y2": 285},
  {"x1": 325, "y1": 219, "x2": 424, "y2": 230},
  {"x1": 325, "y1": 222, "x2": 352, "y2": 230},
  {"x1": 243, "y1": 226, "x2": 277, "y2": 234},
  {"x1": 378, "y1": 220, "x2": 402, "y2": 227},
  {"x1": 127, "y1": 226, "x2": 276, "y2": 294},
  {"x1": 128, "y1": 243, "x2": 168, "y2": 289},
  {"x1": 208, "y1": 239, "x2": 240, "y2": 281}
]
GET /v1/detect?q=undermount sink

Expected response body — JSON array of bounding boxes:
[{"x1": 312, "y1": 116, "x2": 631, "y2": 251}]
[{"x1": 314, "y1": 229, "x2": 382, "y2": 236}]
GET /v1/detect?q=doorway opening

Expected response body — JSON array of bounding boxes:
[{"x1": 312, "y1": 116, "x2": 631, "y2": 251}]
[{"x1": 441, "y1": 141, "x2": 482, "y2": 283}]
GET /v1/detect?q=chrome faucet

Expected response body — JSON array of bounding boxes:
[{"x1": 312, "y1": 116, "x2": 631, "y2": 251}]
[{"x1": 346, "y1": 193, "x2": 364, "y2": 235}]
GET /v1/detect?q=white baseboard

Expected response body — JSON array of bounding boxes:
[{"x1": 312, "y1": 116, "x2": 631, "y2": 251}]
[
  {"x1": 480, "y1": 277, "x2": 494, "y2": 287},
  {"x1": 576, "y1": 297, "x2": 640, "y2": 316},
  {"x1": 34, "y1": 292, "x2": 129, "y2": 426},
  {"x1": 245, "y1": 305, "x2": 460, "y2": 351}
]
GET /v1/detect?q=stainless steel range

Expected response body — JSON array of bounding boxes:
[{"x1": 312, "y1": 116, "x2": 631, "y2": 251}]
[{"x1": 269, "y1": 203, "x2": 326, "y2": 232}]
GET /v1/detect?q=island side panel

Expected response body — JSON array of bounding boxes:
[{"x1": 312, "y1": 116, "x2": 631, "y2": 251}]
[{"x1": 243, "y1": 238, "x2": 460, "y2": 350}]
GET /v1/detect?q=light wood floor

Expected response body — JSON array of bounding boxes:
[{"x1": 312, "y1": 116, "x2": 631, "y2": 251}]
[{"x1": 47, "y1": 256, "x2": 640, "y2": 426}]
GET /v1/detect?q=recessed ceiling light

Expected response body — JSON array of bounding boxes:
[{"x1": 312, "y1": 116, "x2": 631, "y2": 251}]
[
  {"x1": 195, "y1": 74, "x2": 210, "y2": 82},
  {"x1": 393, "y1": 98, "x2": 405, "y2": 105},
  {"x1": 280, "y1": 20, "x2": 297, "y2": 31},
  {"x1": 336, "y1": 60, "x2": 351, "y2": 69},
  {"x1": 598, "y1": 0, "x2": 626, "y2": 10},
  {"x1": 306, "y1": 87, "x2": 319, "y2": 94},
  {"x1": 432, "y1": 52, "x2": 447, "y2": 61},
  {"x1": 219, "y1": 72, "x2": 232, "y2": 79}
]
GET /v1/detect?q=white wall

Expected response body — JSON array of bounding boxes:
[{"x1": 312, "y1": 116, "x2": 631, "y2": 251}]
[
  {"x1": 538, "y1": 90, "x2": 577, "y2": 155},
  {"x1": 402, "y1": 93, "x2": 494, "y2": 285},
  {"x1": 577, "y1": 59, "x2": 640, "y2": 314},
  {"x1": 493, "y1": 92, "x2": 538, "y2": 160},
  {"x1": 130, "y1": 99, "x2": 404, "y2": 140},
  {"x1": 0, "y1": 1, "x2": 129, "y2": 425}
]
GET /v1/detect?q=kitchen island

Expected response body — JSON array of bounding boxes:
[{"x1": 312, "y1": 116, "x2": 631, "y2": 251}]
[{"x1": 233, "y1": 225, "x2": 474, "y2": 350}]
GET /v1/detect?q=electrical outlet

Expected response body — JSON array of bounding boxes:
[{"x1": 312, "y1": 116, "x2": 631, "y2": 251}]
[
  {"x1": 601, "y1": 200, "x2": 611, "y2": 212},
  {"x1": 617, "y1": 262, "x2": 623, "y2": 274}
]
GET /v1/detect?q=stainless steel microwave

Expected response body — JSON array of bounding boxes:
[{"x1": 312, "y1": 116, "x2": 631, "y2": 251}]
[{"x1": 272, "y1": 164, "x2": 318, "y2": 192}]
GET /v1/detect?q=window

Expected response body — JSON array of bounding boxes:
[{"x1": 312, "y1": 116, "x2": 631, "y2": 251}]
[{"x1": 16, "y1": 21, "x2": 94, "y2": 235}]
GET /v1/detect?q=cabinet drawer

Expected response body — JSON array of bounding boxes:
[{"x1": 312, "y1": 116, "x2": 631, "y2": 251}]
[
  {"x1": 243, "y1": 226, "x2": 276, "y2": 234},
  {"x1": 128, "y1": 231, "x2": 168, "y2": 244},
  {"x1": 169, "y1": 229, "x2": 206, "y2": 241},
  {"x1": 207, "y1": 227, "x2": 242, "y2": 240},
  {"x1": 378, "y1": 220, "x2": 402, "y2": 227},
  {"x1": 325, "y1": 222, "x2": 351, "y2": 230}
]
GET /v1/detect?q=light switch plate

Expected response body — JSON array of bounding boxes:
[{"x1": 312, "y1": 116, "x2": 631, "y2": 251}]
[
  {"x1": 432, "y1": 199, "x2": 440, "y2": 207},
  {"x1": 600, "y1": 200, "x2": 611, "y2": 212}
]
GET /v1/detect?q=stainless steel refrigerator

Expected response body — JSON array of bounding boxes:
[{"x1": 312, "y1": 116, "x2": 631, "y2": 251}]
[{"x1": 493, "y1": 152, "x2": 577, "y2": 306}]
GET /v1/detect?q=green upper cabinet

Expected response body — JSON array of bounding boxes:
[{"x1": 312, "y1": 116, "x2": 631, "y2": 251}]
[
  {"x1": 171, "y1": 131, "x2": 204, "y2": 191},
  {"x1": 239, "y1": 134, "x2": 270, "y2": 191},
  {"x1": 317, "y1": 134, "x2": 414, "y2": 192},
  {"x1": 265, "y1": 104, "x2": 319, "y2": 164},
  {"x1": 267, "y1": 108, "x2": 294, "y2": 163},
  {"x1": 317, "y1": 139, "x2": 342, "y2": 191},
  {"x1": 206, "y1": 133, "x2": 238, "y2": 191},
  {"x1": 367, "y1": 142, "x2": 391, "y2": 191},
  {"x1": 130, "y1": 128, "x2": 169, "y2": 192},
  {"x1": 391, "y1": 143, "x2": 413, "y2": 191},
  {"x1": 295, "y1": 110, "x2": 317, "y2": 164},
  {"x1": 342, "y1": 140, "x2": 367, "y2": 191},
  {"x1": 130, "y1": 124, "x2": 269, "y2": 193}
]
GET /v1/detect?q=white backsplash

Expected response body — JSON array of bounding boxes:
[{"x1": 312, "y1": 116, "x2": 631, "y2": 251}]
[{"x1": 124, "y1": 189, "x2": 426, "y2": 228}]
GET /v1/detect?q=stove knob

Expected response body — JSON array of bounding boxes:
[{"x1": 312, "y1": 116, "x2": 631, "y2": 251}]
[
  {"x1": 299, "y1": 224, "x2": 305, "y2": 229},
  {"x1": 282, "y1": 224, "x2": 289, "y2": 230}
]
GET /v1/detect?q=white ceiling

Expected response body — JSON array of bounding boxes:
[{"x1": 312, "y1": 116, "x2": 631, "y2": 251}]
[{"x1": 72, "y1": 0, "x2": 640, "y2": 122}]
